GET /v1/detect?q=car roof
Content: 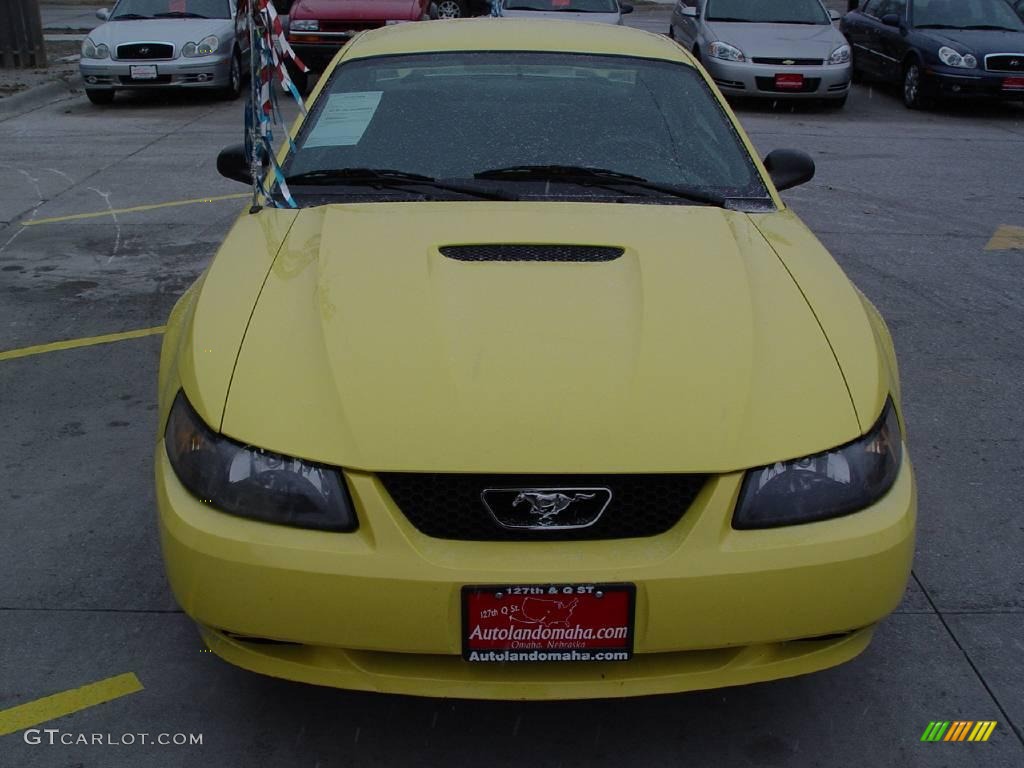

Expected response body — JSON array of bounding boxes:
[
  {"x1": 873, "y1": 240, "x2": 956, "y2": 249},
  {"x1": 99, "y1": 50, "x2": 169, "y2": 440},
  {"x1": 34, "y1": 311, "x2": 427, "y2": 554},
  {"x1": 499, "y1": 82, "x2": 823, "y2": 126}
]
[{"x1": 340, "y1": 18, "x2": 696, "y2": 66}]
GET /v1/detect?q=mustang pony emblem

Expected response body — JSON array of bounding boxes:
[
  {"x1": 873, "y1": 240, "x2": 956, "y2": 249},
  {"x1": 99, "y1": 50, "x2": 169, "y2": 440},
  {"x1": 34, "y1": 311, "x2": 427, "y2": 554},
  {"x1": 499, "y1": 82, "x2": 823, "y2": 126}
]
[{"x1": 513, "y1": 491, "x2": 596, "y2": 525}]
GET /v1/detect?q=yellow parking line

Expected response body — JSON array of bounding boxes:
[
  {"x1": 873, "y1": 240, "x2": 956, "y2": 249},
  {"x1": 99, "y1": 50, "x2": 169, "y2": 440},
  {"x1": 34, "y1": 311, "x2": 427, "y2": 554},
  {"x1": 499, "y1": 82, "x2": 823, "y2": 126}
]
[
  {"x1": 985, "y1": 225, "x2": 1024, "y2": 251},
  {"x1": 0, "y1": 325, "x2": 165, "y2": 362},
  {"x1": 0, "y1": 673, "x2": 143, "y2": 736},
  {"x1": 22, "y1": 193, "x2": 249, "y2": 227}
]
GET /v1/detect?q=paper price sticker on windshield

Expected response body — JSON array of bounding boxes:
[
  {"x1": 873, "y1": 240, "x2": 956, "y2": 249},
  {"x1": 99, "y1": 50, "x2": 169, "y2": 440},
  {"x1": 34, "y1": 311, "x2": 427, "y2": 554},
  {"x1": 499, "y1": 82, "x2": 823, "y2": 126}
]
[{"x1": 304, "y1": 91, "x2": 383, "y2": 148}]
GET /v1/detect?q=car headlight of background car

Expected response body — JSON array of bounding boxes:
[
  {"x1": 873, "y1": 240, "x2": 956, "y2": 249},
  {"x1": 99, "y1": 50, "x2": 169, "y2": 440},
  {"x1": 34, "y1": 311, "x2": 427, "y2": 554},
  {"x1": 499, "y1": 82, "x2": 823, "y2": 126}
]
[
  {"x1": 82, "y1": 38, "x2": 110, "y2": 59},
  {"x1": 829, "y1": 45, "x2": 851, "y2": 65},
  {"x1": 733, "y1": 399, "x2": 903, "y2": 529},
  {"x1": 289, "y1": 19, "x2": 320, "y2": 31},
  {"x1": 937, "y1": 46, "x2": 977, "y2": 69},
  {"x1": 182, "y1": 35, "x2": 220, "y2": 57},
  {"x1": 708, "y1": 41, "x2": 745, "y2": 62},
  {"x1": 164, "y1": 392, "x2": 357, "y2": 531}
]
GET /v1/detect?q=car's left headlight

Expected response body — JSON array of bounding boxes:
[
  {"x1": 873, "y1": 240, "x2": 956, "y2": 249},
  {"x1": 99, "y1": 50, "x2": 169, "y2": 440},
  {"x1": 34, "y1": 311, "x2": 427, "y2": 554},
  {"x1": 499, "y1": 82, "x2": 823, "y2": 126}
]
[
  {"x1": 829, "y1": 44, "x2": 851, "y2": 65},
  {"x1": 164, "y1": 391, "x2": 358, "y2": 532},
  {"x1": 733, "y1": 399, "x2": 903, "y2": 529},
  {"x1": 938, "y1": 46, "x2": 977, "y2": 69},
  {"x1": 182, "y1": 35, "x2": 220, "y2": 57},
  {"x1": 82, "y1": 38, "x2": 110, "y2": 59}
]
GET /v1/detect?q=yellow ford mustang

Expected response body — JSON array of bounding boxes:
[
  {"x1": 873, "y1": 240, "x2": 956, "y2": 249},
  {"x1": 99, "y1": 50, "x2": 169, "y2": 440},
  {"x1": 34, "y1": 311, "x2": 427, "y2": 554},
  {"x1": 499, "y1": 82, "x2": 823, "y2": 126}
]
[{"x1": 156, "y1": 19, "x2": 916, "y2": 699}]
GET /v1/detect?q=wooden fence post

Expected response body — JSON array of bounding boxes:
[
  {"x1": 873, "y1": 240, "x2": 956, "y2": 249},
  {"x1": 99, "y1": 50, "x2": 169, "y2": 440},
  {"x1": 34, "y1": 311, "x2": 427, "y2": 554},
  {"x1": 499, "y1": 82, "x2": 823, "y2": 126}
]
[{"x1": 0, "y1": 0, "x2": 48, "y2": 69}]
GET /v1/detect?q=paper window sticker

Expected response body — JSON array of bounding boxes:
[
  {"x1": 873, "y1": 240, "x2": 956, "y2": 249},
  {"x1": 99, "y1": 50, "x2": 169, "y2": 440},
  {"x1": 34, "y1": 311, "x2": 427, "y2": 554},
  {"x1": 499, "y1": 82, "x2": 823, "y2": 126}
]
[{"x1": 303, "y1": 92, "x2": 385, "y2": 148}]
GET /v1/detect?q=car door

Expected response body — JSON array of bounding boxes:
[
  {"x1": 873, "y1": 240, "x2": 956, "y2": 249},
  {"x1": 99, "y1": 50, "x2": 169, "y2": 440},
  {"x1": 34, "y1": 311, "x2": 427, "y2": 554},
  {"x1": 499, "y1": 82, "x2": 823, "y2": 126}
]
[
  {"x1": 874, "y1": 0, "x2": 910, "y2": 80},
  {"x1": 671, "y1": 0, "x2": 701, "y2": 49},
  {"x1": 851, "y1": 0, "x2": 896, "y2": 79}
]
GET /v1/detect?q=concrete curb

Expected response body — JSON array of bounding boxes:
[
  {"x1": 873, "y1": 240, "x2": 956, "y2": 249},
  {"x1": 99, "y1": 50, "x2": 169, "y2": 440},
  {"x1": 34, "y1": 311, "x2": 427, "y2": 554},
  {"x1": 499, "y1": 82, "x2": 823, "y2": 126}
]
[{"x1": 0, "y1": 74, "x2": 82, "y2": 119}]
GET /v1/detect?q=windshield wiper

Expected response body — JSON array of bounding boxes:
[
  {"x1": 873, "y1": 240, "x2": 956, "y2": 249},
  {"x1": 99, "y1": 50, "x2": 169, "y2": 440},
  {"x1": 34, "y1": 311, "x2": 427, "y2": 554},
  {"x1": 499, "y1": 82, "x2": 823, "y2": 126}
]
[
  {"x1": 474, "y1": 165, "x2": 726, "y2": 206},
  {"x1": 283, "y1": 168, "x2": 518, "y2": 201},
  {"x1": 960, "y1": 24, "x2": 1020, "y2": 31},
  {"x1": 915, "y1": 23, "x2": 958, "y2": 28},
  {"x1": 153, "y1": 11, "x2": 209, "y2": 17},
  {"x1": 707, "y1": 17, "x2": 755, "y2": 22},
  {"x1": 111, "y1": 13, "x2": 152, "y2": 19}
]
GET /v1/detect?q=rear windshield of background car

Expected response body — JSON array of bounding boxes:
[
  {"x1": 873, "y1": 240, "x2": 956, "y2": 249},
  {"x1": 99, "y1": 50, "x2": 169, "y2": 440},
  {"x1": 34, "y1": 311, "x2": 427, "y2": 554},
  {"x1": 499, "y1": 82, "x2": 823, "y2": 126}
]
[
  {"x1": 705, "y1": 0, "x2": 830, "y2": 24},
  {"x1": 111, "y1": 0, "x2": 231, "y2": 20},
  {"x1": 286, "y1": 52, "x2": 768, "y2": 200}
]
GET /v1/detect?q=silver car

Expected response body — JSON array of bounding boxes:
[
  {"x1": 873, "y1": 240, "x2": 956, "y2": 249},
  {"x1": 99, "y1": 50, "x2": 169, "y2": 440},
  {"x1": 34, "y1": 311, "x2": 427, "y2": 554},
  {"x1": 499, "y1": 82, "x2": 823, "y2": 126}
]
[
  {"x1": 499, "y1": 0, "x2": 633, "y2": 24},
  {"x1": 80, "y1": 0, "x2": 249, "y2": 105},
  {"x1": 670, "y1": 0, "x2": 852, "y2": 105}
]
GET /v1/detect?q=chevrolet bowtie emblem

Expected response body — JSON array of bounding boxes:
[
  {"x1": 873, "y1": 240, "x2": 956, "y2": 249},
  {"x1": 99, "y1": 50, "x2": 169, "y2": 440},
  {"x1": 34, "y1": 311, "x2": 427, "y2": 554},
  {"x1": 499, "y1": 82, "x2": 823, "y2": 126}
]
[{"x1": 782, "y1": 59, "x2": 796, "y2": 65}]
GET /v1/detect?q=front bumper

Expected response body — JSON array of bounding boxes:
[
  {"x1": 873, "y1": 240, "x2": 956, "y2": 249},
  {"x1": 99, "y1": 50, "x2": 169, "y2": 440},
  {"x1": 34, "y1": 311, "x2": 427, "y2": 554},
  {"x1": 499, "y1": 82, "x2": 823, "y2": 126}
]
[
  {"x1": 79, "y1": 53, "x2": 233, "y2": 90},
  {"x1": 156, "y1": 444, "x2": 916, "y2": 699},
  {"x1": 924, "y1": 65, "x2": 1024, "y2": 100},
  {"x1": 704, "y1": 58, "x2": 851, "y2": 100}
]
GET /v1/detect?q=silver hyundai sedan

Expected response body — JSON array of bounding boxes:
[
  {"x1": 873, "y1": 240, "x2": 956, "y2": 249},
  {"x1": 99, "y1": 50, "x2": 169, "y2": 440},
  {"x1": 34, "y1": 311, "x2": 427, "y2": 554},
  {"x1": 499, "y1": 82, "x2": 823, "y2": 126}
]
[
  {"x1": 669, "y1": 0, "x2": 852, "y2": 106},
  {"x1": 79, "y1": 0, "x2": 249, "y2": 105}
]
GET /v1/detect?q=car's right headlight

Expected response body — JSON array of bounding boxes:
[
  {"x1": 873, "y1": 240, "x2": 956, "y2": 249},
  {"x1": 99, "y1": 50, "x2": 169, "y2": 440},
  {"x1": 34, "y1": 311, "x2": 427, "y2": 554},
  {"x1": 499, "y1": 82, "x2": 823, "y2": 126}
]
[
  {"x1": 182, "y1": 35, "x2": 219, "y2": 57},
  {"x1": 164, "y1": 391, "x2": 357, "y2": 532},
  {"x1": 937, "y1": 46, "x2": 977, "y2": 69},
  {"x1": 82, "y1": 38, "x2": 110, "y2": 59},
  {"x1": 289, "y1": 19, "x2": 320, "y2": 31},
  {"x1": 708, "y1": 41, "x2": 745, "y2": 62},
  {"x1": 733, "y1": 399, "x2": 903, "y2": 529}
]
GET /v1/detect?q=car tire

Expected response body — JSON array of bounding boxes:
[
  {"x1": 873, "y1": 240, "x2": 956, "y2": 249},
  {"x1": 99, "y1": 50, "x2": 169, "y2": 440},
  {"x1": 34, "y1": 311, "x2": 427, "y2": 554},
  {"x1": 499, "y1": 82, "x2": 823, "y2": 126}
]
[
  {"x1": 220, "y1": 52, "x2": 243, "y2": 100},
  {"x1": 85, "y1": 89, "x2": 115, "y2": 105},
  {"x1": 435, "y1": 0, "x2": 467, "y2": 18},
  {"x1": 902, "y1": 60, "x2": 932, "y2": 110}
]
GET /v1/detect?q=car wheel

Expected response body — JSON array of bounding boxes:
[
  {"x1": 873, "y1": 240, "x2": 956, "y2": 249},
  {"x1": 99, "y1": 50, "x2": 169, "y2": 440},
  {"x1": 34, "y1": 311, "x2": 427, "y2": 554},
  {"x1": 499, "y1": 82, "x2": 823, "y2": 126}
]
[
  {"x1": 902, "y1": 60, "x2": 932, "y2": 110},
  {"x1": 220, "y1": 52, "x2": 243, "y2": 100},
  {"x1": 85, "y1": 89, "x2": 115, "y2": 105},
  {"x1": 435, "y1": 0, "x2": 467, "y2": 18}
]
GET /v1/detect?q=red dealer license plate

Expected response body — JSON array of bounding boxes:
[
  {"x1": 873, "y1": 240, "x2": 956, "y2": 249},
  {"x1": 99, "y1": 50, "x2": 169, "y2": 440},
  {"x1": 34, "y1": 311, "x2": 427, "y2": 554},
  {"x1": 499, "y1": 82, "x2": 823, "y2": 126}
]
[
  {"x1": 462, "y1": 584, "x2": 635, "y2": 663},
  {"x1": 775, "y1": 73, "x2": 805, "y2": 90},
  {"x1": 1003, "y1": 77, "x2": 1024, "y2": 91}
]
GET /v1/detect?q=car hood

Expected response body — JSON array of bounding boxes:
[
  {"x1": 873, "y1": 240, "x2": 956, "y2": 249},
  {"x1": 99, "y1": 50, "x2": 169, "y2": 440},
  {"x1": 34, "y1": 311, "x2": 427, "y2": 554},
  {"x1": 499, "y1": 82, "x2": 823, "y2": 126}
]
[
  {"x1": 705, "y1": 21, "x2": 845, "y2": 59},
  {"x1": 201, "y1": 202, "x2": 887, "y2": 474},
  {"x1": 918, "y1": 28, "x2": 1024, "y2": 56},
  {"x1": 88, "y1": 18, "x2": 233, "y2": 49},
  {"x1": 291, "y1": 0, "x2": 420, "y2": 21},
  {"x1": 500, "y1": 10, "x2": 621, "y2": 24}
]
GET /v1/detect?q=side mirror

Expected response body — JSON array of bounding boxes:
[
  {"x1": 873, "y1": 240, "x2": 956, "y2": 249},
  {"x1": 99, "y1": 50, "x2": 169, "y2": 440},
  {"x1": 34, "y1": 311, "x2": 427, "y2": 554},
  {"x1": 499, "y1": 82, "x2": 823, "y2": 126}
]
[
  {"x1": 681, "y1": 6, "x2": 698, "y2": 17},
  {"x1": 828, "y1": 9, "x2": 841, "y2": 21},
  {"x1": 763, "y1": 149, "x2": 815, "y2": 191},
  {"x1": 96, "y1": 8, "x2": 110, "y2": 20},
  {"x1": 620, "y1": 3, "x2": 634, "y2": 13},
  {"x1": 880, "y1": 13, "x2": 900, "y2": 27},
  {"x1": 217, "y1": 144, "x2": 264, "y2": 184}
]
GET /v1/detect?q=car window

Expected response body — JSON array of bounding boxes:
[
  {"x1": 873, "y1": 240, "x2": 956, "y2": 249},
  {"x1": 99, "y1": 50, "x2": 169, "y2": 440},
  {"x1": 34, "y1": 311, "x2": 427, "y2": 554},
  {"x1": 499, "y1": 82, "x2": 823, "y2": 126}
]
[
  {"x1": 504, "y1": 0, "x2": 619, "y2": 11},
  {"x1": 872, "y1": 0, "x2": 906, "y2": 18},
  {"x1": 110, "y1": 0, "x2": 232, "y2": 19},
  {"x1": 911, "y1": 0, "x2": 1024, "y2": 30},
  {"x1": 704, "y1": 0, "x2": 830, "y2": 24},
  {"x1": 285, "y1": 52, "x2": 768, "y2": 201},
  {"x1": 861, "y1": 0, "x2": 880, "y2": 16}
]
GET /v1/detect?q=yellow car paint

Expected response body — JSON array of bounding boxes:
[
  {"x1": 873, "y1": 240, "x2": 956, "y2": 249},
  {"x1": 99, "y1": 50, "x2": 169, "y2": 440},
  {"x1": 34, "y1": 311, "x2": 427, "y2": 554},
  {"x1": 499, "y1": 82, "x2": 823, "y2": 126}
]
[{"x1": 156, "y1": 19, "x2": 916, "y2": 699}]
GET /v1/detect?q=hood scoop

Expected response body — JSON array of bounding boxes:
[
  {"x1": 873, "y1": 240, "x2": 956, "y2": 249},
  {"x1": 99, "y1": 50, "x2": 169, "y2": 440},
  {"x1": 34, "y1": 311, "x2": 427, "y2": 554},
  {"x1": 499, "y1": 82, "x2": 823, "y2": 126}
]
[{"x1": 439, "y1": 244, "x2": 624, "y2": 263}]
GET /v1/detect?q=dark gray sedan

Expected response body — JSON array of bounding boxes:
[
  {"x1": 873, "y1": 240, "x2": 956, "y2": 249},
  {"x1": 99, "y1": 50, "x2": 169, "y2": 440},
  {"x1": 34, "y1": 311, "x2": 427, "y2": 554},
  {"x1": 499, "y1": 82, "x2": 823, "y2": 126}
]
[
  {"x1": 79, "y1": 0, "x2": 250, "y2": 105},
  {"x1": 670, "y1": 0, "x2": 853, "y2": 105}
]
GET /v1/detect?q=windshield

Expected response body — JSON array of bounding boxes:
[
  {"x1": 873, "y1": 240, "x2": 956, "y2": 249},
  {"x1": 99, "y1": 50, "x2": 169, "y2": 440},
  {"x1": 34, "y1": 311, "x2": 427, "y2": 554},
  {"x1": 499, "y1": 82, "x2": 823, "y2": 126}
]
[
  {"x1": 110, "y1": 0, "x2": 231, "y2": 19},
  {"x1": 504, "y1": 0, "x2": 619, "y2": 12},
  {"x1": 284, "y1": 52, "x2": 767, "y2": 205},
  {"x1": 705, "y1": 0, "x2": 830, "y2": 24},
  {"x1": 912, "y1": 0, "x2": 1024, "y2": 30}
]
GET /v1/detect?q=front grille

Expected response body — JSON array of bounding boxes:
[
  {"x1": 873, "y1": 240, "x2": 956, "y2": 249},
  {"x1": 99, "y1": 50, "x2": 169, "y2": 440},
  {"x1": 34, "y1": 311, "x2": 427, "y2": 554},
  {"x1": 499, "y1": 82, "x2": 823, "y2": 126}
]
[
  {"x1": 439, "y1": 245, "x2": 624, "y2": 263},
  {"x1": 755, "y1": 76, "x2": 821, "y2": 93},
  {"x1": 752, "y1": 57, "x2": 823, "y2": 66},
  {"x1": 116, "y1": 42, "x2": 174, "y2": 60},
  {"x1": 321, "y1": 21, "x2": 384, "y2": 32},
  {"x1": 985, "y1": 54, "x2": 1024, "y2": 73},
  {"x1": 378, "y1": 473, "x2": 707, "y2": 541}
]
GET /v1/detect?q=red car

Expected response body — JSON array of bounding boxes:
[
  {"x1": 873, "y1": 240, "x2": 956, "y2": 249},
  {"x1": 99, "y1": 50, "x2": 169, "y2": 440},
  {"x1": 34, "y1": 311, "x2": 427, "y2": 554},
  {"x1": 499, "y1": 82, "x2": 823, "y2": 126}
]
[{"x1": 285, "y1": 0, "x2": 439, "y2": 90}]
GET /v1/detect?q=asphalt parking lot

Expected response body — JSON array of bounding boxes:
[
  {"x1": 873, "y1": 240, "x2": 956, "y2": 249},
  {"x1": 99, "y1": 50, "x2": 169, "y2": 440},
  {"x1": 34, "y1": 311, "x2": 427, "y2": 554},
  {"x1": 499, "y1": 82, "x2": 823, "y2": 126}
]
[{"x1": 2, "y1": 6, "x2": 1024, "y2": 767}]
